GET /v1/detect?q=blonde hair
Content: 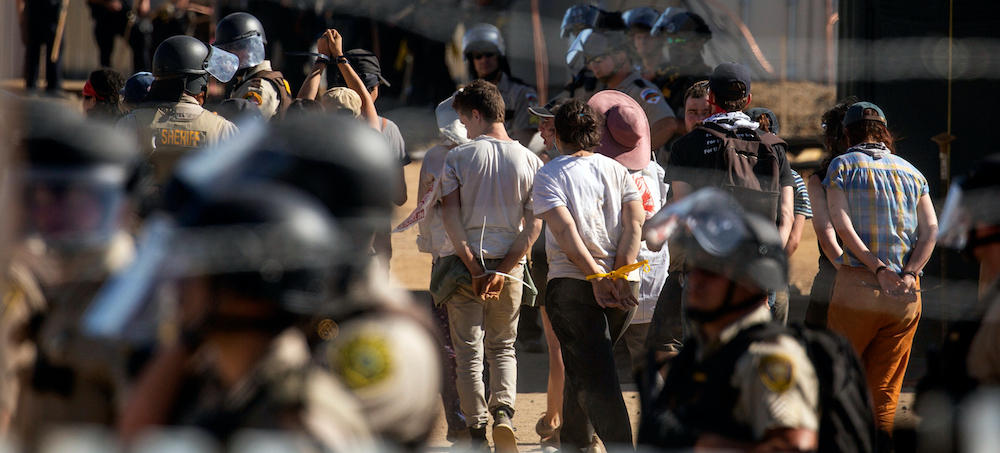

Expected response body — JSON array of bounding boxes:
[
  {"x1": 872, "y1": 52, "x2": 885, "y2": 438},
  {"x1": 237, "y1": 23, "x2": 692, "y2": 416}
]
[{"x1": 320, "y1": 87, "x2": 362, "y2": 118}]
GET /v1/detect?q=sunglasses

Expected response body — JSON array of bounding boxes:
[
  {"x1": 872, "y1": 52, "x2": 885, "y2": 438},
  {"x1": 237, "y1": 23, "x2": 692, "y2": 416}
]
[
  {"x1": 665, "y1": 37, "x2": 689, "y2": 45},
  {"x1": 471, "y1": 51, "x2": 497, "y2": 60},
  {"x1": 585, "y1": 54, "x2": 608, "y2": 67}
]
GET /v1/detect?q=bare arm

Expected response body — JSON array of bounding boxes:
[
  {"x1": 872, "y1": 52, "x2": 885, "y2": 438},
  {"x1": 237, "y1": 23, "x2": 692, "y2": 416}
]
[
  {"x1": 899, "y1": 193, "x2": 938, "y2": 290},
  {"x1": 118, "y1": 346, "x2": 194, "y2": 442},
  {"x1": 496, "y1": 208, "x2": 542, "y2": 275},
  {"x1": 786, "y1": 214, "x2": 806, "y2": 257},
  {"x1": 393, "y1": 165, "x2": 407, "y2": 206},
  {"x1": 614, "y1": 199, "x2": 645, "y2": 271},
  {"x1": 296, "y1": 32, "x2": 332, "y2": 101},
  {"x1": 326, "y1": 30, "x2": 379, "y2": 129},
  {"x1": 542, "y1": 206, "x2": 622, "y2": 308},
  {"x1": 650, "y1": 116, "x2": 679, "y2": 151},
  {"x1": 807, "y1": 175, "x2": 842, "y2": 266},
  {"x1": 671, "y1": 180, "x2": 694, "y2": 201},
  {"x1": 778, "y1": 185, "x2": 794, "y2": 248}
]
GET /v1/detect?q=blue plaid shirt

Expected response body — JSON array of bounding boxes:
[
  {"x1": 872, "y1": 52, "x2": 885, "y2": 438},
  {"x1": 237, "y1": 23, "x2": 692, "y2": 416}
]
[{"x1": 823, "y1": 145, "x2": 928, "y2": 272}]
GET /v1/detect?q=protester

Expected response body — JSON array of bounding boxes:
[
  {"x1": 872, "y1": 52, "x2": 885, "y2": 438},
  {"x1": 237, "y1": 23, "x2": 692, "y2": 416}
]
[
  {"x1": 824, "y1": 101, "x2": 937, "y2": 447},
  {"x1": 804, "y1": 96, "x2": 856, "y2": 329},
  {"x1": 416, "y1": 95, "x2": 472, "y2": 444},
  {"x1": 433, "y1": 79, "x2": 543, "y2": 453},
  {"x1": 320, "y1": 87, "x2": 362, "y2": 118},
  {"x1": 589, "y1": 90, "x2": 669, "y2": 374},
  {"x1": 534, "y1": 97, "x2": 643, "y2": 452},
  {"x1": 82, "y1": 67, "x2": 125, "y2": 121},
  {"x1": 119, "y1": 71, "x2": 153, "y2": 113}
]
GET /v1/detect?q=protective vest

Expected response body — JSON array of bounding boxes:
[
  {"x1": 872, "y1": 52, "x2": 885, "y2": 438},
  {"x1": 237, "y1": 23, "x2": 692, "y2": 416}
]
[
  {"x1": 237, "y1": 69, "x2": 292, "y2": 122},
  {"x1": 127, "y1": 97, "x2": 236, "y2": 183}
]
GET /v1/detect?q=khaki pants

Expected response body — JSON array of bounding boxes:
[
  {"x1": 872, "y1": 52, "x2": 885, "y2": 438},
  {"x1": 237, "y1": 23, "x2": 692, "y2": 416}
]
[
  {"x1": 827, "y1": 265, "x2": 921, "y2": 432},
  {"x1": 447, "y1": 264, "x2": 524, "y2": 428}
]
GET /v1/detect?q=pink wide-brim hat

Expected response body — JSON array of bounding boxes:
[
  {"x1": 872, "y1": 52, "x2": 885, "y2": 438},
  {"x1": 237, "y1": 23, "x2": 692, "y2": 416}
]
[{"x1": 588, "y1": 90, "x2": 651, "y2": 171}]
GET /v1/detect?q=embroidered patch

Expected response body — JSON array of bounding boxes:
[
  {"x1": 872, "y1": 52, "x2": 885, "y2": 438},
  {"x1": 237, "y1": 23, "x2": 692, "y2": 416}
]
[
  {"x1": 331, "y1": 334, "x2": 393, "y2": 389},
  {"x1": 758, "y1": 354, "x2": 794, "y2": 393},
  {"x1": 640, "y1": 87, "x2": 662, "y2": 104},
  {"x1": 243, "y1": 91, "x2": 263, "y2": 106},
  {"x1": 526, "y1": 92, "x2": 539, "y2": 107}
]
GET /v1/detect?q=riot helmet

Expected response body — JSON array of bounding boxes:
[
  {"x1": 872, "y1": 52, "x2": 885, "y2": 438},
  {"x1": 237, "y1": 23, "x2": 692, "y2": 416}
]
[
  {"x1": 462, "y1": 23, "x2": 505, "y2": 57},
  {"x1": 560, "y1": 4, "x2": 624, "y2": 39},
  {"x1": 622, "y1": 7, "x2": 659, "y2": 32},
  {"x1": 652, "y1": 11, "x2": 712, "y2": 41},
  {"x1": 214, "y1": 12, "x2": 267, "y2": 72},
  {"x1": 939, "y1": 154, "x2": 1000, "y2": 257},
  {"x1": 81, "y1": 182, "x2": 342, "y2": 341},
  {"x1": 566, "y1": 29, "x2": 628, "y2": 73},
  {"x1": 20, "y1": 100, "x2": 137, "y2": 250},
  {"x1": 645, "y1": 188, "x2": 787, "y2": 293},
  {"x1": 152, "y1": 36, "x2": 239, "y2": 95}
]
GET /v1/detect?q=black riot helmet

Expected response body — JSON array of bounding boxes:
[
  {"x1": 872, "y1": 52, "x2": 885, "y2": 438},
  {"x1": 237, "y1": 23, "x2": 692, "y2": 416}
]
[
  {"x1": 939, "y1": 154, "x2": 1000, "y2": 257},
  {"x1": 81, "y1": 182, "x2": 343, "y2": 340},
  {"x1": 151, "y1": 36, "x2": 239, "y2": 96},
  {"x1": 161, "y1": 113, "x2": 397, "y2": 253},
  {"x1": 215, "y1": 12, "x2": 267, "y2": 73},
  {"x1": 21, "y1": 100, "x2": 137, "y2": 250}
]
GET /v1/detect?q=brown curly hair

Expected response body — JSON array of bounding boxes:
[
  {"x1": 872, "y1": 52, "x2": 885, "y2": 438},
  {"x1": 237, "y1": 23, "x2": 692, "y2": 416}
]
[{"x1": 553, "y1": 99, "x2": 603, "y2": 152}]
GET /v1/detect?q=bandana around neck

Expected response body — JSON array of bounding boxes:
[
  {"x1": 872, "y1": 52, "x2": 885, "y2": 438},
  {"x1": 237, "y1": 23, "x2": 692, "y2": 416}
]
[
  {"x1": 704, "y1": 111, "x2": 759, "y2": 131},
  {"x1": 847, "y1": 142, "x2": 891, "y2": 160}
]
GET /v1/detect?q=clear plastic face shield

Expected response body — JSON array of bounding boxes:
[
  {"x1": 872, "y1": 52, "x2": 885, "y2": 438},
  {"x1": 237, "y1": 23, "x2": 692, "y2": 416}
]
[
  {"x1": 205, "y1": 45, "x2": 240, "y2": 83},
  {"x1": 561, "y1": 4, "x2": 601, "y2": 39},
  {"x1": 650, "y1": 7, "x2": 682, "y2": 36},
  {"x1": 644, "y1": 188, "x2": 750, "y2": 258},
  {"x1": 21, "y1": 166, "x2": 127, "y2": 250},
  {"x1": 81, "y1": 213, "x2": 339, "y2": 343},
  {"x1": 937, "y1": 180, "x2": 1000, "y2": 254},
  {"x1": 622, "y1": 7, "x2": 659, "y2": 30},
  {"x1": 566, "y1": 29, "x2": 606, "y2": 73},
  {"x1": 214, "y1": 35, "x2": 265, "y2": 71}
]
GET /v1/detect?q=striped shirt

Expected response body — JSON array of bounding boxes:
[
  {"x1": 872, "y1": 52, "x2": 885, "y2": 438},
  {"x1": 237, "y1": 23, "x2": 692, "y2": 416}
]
[
  {"x1": 791, "y1": 169, "x2": 812, "y2": 219},
  {"x1": 823, "y1": 144, "x2": 928, "y2": 272}
]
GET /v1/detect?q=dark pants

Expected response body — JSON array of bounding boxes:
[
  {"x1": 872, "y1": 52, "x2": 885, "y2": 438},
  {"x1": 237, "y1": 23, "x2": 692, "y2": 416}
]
[
  {"x1": 645, "y1": 272, "x2": 685, "y2": 353},
  {"x1": 89, "y1": 3, "x2": 150, "y2": 71},
  {"x1": 517, "y1": 238, "x2": 548, "y2": 342},
  {"x1": 805, "y1": 257, "x2": 837, "y2": 329},
  {"x1": 23, "y1": 1, "x2": 63, "y2": 91},
  {"x1": 546, "y1": 278, "x2": 635, "y2": 452}
]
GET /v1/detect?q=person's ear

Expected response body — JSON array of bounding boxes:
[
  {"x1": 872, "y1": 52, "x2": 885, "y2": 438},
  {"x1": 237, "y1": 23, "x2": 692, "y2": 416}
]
[{"x1": 745, "y1": 92, "x2": 752, "y2": 109}]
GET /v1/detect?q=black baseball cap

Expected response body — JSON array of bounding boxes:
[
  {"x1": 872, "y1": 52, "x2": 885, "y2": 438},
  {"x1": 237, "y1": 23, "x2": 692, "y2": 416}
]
[
  {"x1": 345, "y1": 49, "x2": 390, "y2": 90},
  {"x1": 709, "y1": 62, "x2": 751, "y2": 100},
  {"x1": 528, "y1": 98, "x2": 569, "y2": 118},
  {"x1": 745, "y1": 107, "x2": 779, "y2": 135}
]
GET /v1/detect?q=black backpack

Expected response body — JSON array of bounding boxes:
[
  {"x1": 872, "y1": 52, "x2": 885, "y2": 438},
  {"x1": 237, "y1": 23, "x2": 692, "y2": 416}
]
[
  {"x1": 698, "y1": 122, "x2": 782, "y2": 223},
  {"x1": 640, "y1": 321, "x2": 876, "y2": 452}
]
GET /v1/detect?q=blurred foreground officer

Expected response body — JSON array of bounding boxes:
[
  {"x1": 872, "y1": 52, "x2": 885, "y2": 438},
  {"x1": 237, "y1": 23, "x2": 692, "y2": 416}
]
[
  {"x1": 90, "y1": 114, "x2": 442, "y2": 448},
  {"x1": 117, "y1": 36, "x2": 240, "y2": 185},
  {"x1": 87, "y1": 183, "x2": 376, "y2": 451},
  {"x1": 640, "y1": 188, "x2": 821, "y2": 452},
  {"x1": 215, "y1": 12, "x2": 293, "y2": 122},
  {"x1": 462, "y1": 23, "x2": 539, "y2": 147},
  {"x1": 0, "y1": 101, "x2": 137, "y2": 445}
]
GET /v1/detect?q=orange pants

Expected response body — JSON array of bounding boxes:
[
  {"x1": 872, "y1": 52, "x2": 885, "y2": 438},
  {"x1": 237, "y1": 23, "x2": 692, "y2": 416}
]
[{"x1": 827, "y1": 265, "x2": 921, "y2": 432}]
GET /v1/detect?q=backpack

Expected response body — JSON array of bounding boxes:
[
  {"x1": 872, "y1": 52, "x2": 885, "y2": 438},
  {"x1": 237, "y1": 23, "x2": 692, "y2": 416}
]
[
  {"x1": 699, "y1": 122, "x2": 781, "y2": 223},
  {"x1": 640, "y1": 321, "x2": 876, "y2": 453}
]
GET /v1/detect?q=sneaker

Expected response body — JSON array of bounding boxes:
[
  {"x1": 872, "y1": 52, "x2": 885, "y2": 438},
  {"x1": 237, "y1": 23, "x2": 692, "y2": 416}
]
[
  {"x1": 468, "y1": 426, "x2": 489, "y2": 452},
  {"x1": 492, "y1": 407, "x2": 519, "y2": 453}
]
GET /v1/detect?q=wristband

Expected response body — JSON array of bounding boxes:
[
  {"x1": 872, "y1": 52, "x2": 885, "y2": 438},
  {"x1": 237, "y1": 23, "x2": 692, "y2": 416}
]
[
  {"x1": 874, "y1": 265, "x2": 888, "y2": 275},
  {"x1": 901, "y1": 270, "x2": 918, "y2": 279},
  {"x1": 334, "y1": 56, "x2": 349, "y2": 64},
  {"x1": 315, "y1": 55, "x2": 330, "y2": 65}
]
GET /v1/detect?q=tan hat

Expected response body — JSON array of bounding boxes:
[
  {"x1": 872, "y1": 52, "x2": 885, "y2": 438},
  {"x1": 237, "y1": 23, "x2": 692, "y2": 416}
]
[
  {"x1": 588, "y1": 90, "x2": 651, "y2": 171},
  {"x1": 320, "y1": 87, "x2": 362, "y2": 118}
]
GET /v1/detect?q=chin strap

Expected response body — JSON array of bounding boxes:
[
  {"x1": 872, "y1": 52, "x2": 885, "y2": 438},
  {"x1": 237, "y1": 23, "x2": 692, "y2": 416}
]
[{"x1": 685, "y1": 280, "x2": 766, "y2": 324}]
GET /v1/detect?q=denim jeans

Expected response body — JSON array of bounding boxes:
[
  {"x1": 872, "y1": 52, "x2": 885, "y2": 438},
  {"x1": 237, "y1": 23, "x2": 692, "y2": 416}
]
[{"x1": 546, "y1": 278, "x2": 636, "y2": 452}]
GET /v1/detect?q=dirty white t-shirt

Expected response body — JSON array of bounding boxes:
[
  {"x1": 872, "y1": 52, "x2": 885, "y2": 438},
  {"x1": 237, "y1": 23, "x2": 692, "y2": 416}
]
[
  {"x1": 533, "y1": 153, "x2": 641, "y2": 281},
  {"x1": 439, "y1": 135, "x2": 543, "y2": 259}
]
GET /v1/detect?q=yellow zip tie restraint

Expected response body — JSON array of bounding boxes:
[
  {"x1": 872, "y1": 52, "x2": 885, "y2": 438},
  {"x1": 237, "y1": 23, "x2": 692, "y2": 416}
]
[{"x1": 585, "y1": 260, "x2": 650, "y2": 281}]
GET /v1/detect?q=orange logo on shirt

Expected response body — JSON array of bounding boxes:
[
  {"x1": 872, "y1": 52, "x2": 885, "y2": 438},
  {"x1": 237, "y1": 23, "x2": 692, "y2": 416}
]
[{"x1": 632, "y1": 174, "x2": 655, "y2": 216}]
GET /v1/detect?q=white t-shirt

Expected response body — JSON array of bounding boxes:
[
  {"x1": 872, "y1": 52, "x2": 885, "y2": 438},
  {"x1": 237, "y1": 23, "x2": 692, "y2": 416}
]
[
  {"x1": 439, "y1": 135, "x2": 543, "y2": 259},
  {"x1": 533, "y1": 153, "x2": 641, "y2": 281},
  {"x1": 632, "y1": 161, "x2": 670, "y2": 324}
]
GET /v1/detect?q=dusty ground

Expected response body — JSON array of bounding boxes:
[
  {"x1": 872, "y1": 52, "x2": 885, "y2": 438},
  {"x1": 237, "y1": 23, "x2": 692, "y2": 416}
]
[{"x1": 385, "y1": 142, "x2": 916, "y2": 451}]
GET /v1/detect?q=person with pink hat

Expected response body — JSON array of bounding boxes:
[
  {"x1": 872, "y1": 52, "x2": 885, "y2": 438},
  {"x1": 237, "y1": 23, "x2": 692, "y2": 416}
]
[
  {"x1": 533, "y1": 97, "x2": 645, "y2": 452},
  {"x1": 588, "y1": 90, "x2": 671, "y2": 388}
]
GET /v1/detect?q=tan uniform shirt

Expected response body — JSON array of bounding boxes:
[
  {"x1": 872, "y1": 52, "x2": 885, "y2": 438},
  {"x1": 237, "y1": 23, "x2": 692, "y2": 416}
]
[
  {"x1": 231, "y1": 60, "x2": 286, "y2": 122},
  {"x1": 496, "y1": 73, "x2": 539, "y2": 147},
  {"x1": 614, "y1": 70, "x2": 676, "y2": 126},
  {"x1": 118, "y1": 94, "x2": 239, "y2": 183},
  {"x1": 696, "y1": 305, "x2": 820, "y2": 440}
]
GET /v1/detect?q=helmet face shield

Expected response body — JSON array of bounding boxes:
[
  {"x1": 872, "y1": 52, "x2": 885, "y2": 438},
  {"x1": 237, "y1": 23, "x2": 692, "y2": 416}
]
[
  {"x1": 215, "y1": 35, "x2": 265, "y2": 71},
  {"x1": 644, "y1": 188, "x2": 748, "y2": 257},
  {"x1": 561, "y1": 5, "x2": 601, "y2": 39},
  {"x1": 938, "y1": 181, "x2": 969, "y2": 250},
  {"x1": 567, "y1": 29, "x2": 603, "y2": 72},
  {"x1": 22, "y1": 167, "x2": 127, "y2": 250},
  {"x1": 206, "y1": 46, "x2": 240, "y2": 83}
]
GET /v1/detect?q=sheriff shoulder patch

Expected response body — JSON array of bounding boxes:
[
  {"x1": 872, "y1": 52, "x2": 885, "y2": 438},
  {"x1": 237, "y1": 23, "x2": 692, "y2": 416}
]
[
  {"x1": 640, "y1": 88, "x2": 662, "y2": 104},
  {"x1": 243, "y1": 91, "x2": 263, "y2": 106},
  {"x1": 526, "y1": 92, "x2": 539, "y2": 107},
  {"x1": 330, "y1": 334, "x2": 394, "y2": 389},
  {"x1": 758, "y1": 354, "x2": 795, "y2": 393}
]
